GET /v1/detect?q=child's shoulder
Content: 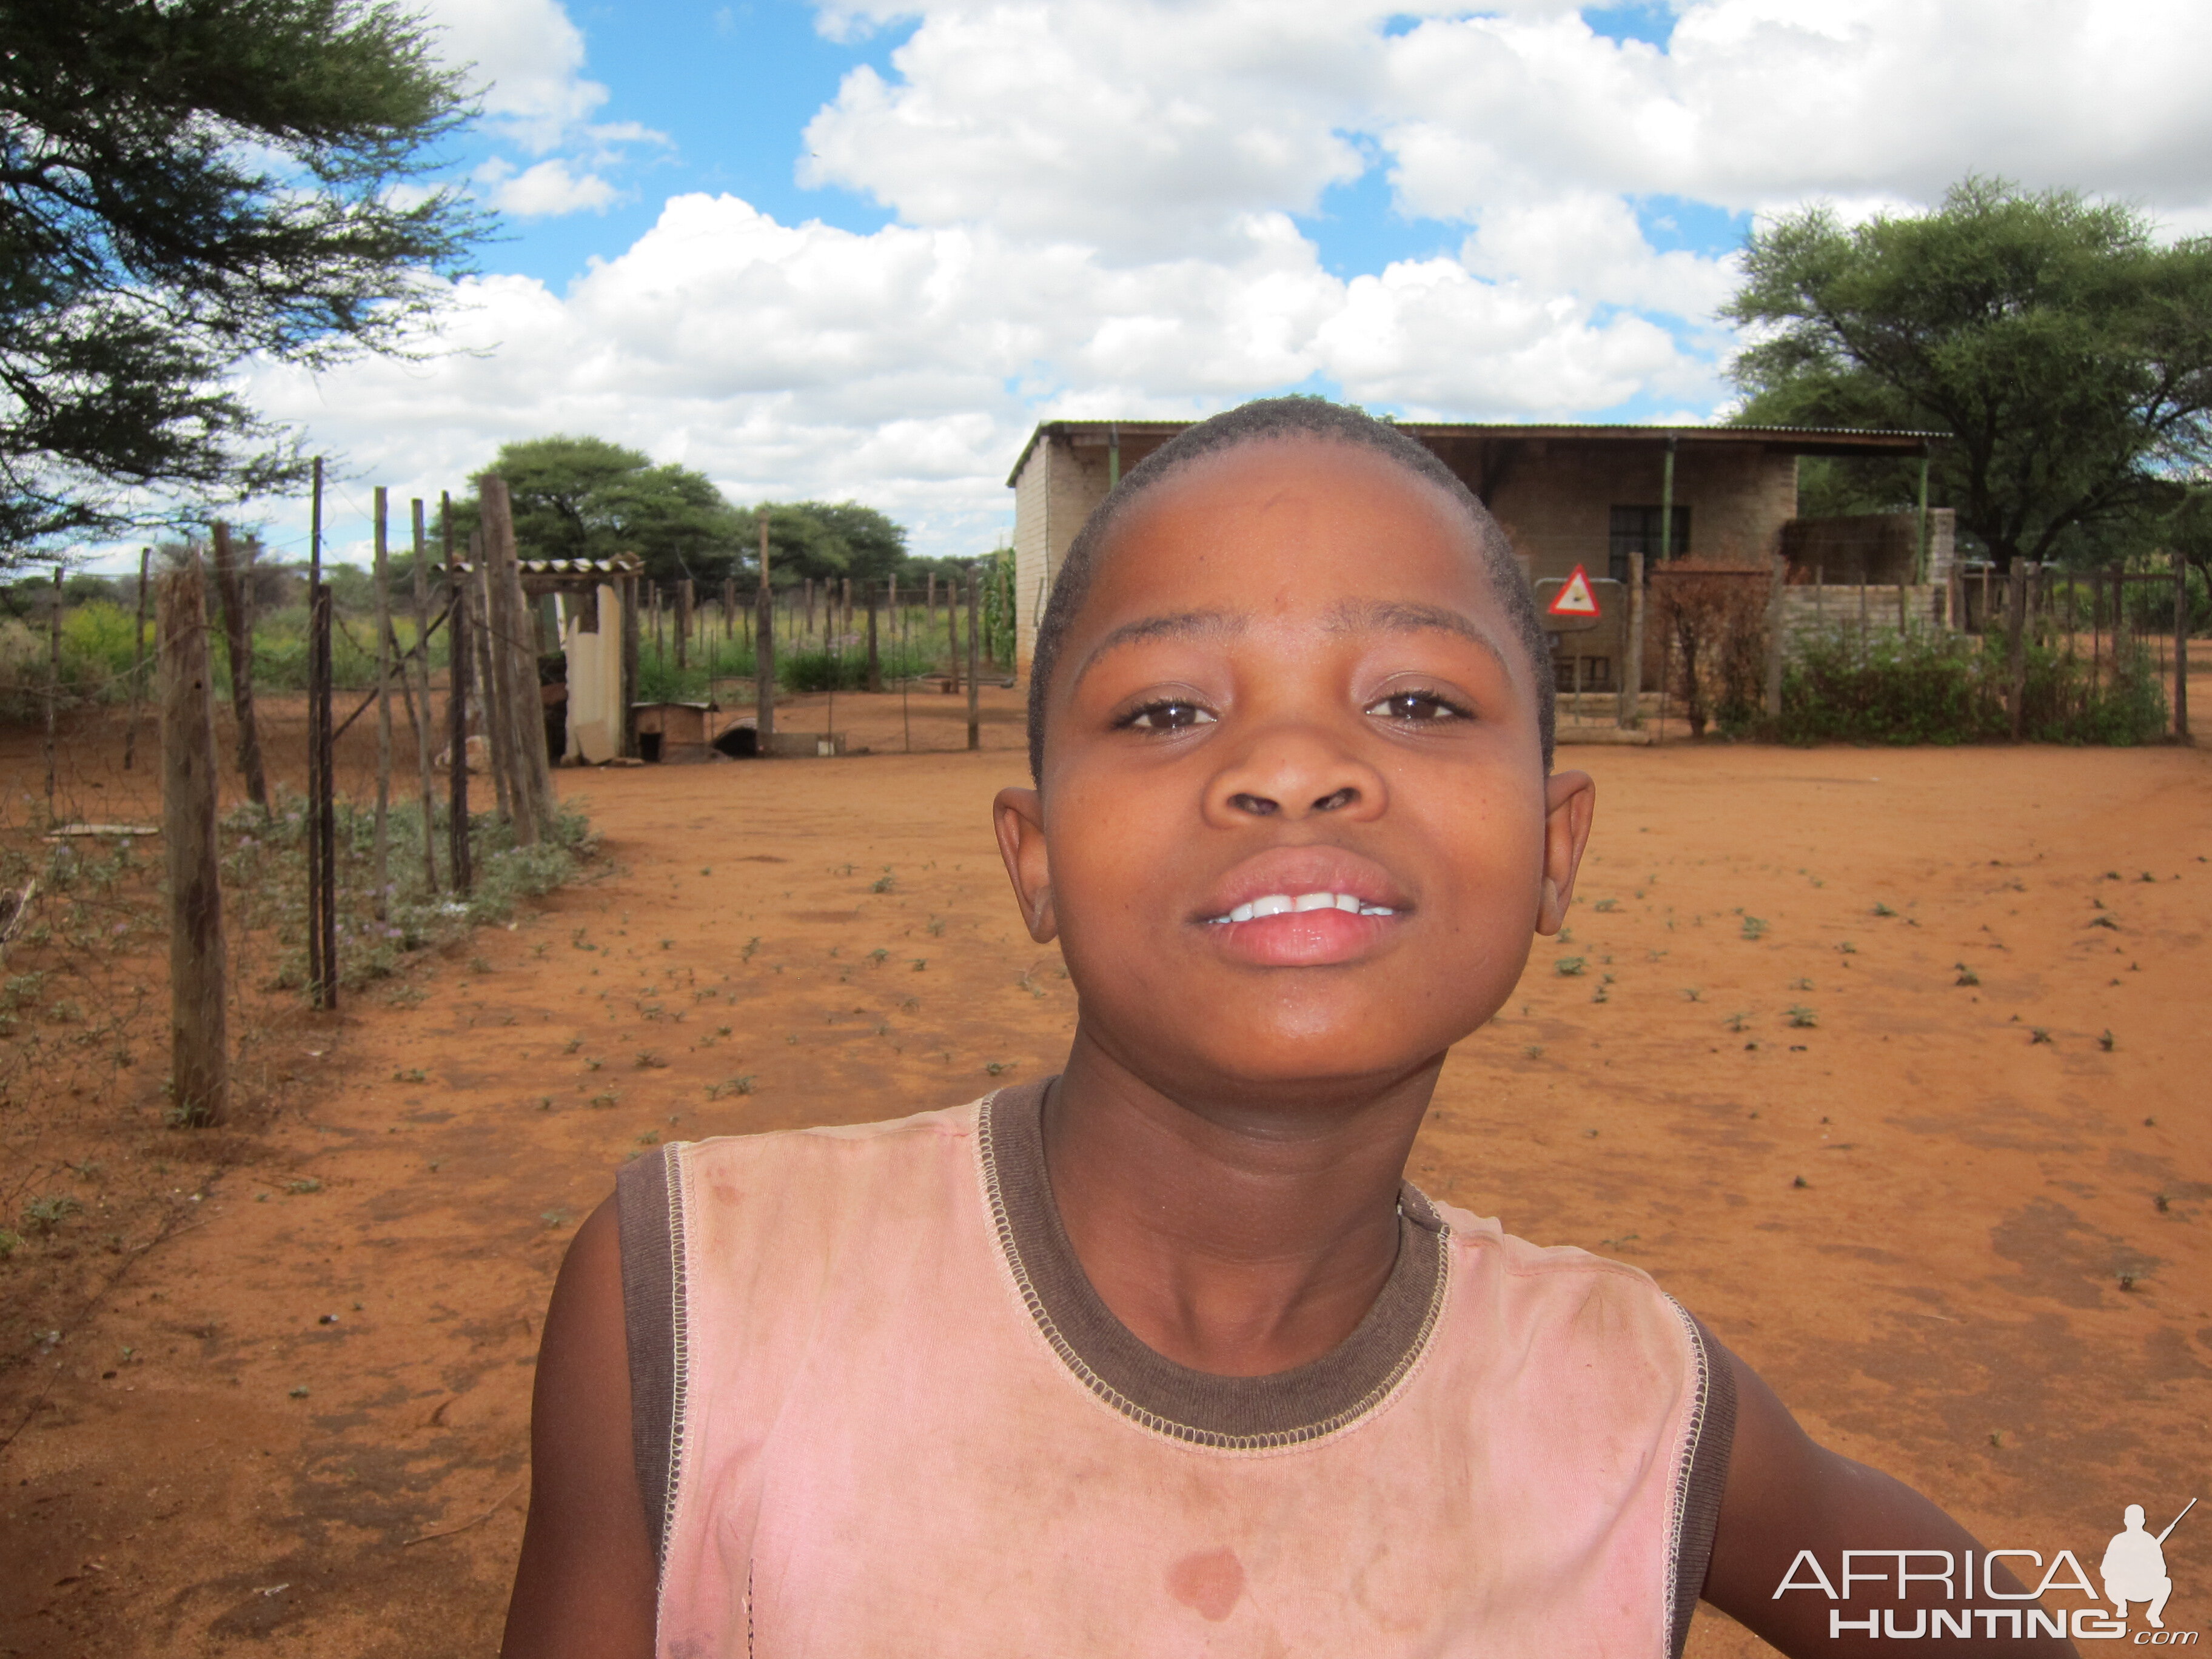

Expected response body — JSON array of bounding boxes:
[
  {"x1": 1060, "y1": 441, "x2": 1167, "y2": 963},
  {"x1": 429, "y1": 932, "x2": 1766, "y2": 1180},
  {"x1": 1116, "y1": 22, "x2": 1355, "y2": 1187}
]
[
  {"x1": 674, "y1": 1098, "x2": 981, "y2": 1169},
  {"x1": 1424, "y1": 1193, "x2": 1696, "y2": 1341}
]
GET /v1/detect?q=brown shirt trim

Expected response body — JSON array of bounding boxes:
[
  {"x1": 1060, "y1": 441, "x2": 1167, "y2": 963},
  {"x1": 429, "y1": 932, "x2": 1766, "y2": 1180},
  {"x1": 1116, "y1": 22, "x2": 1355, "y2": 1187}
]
[
  {"x1": 979, "y1": 1077, "x2": 1449, "y2": 1449},
  {"x1": 617, "y1": 1142, "x2": 685, "y2": 1567},
  {"x1": 1668, "y1": 1310, "x2": 1739, "y2": 1659}
]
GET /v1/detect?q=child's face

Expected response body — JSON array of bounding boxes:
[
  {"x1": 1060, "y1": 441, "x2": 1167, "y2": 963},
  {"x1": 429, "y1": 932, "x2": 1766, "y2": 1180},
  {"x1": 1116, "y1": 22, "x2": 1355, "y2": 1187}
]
[{"x1": 996, "y1": 438, "x2": 1594, "y2": 1103}]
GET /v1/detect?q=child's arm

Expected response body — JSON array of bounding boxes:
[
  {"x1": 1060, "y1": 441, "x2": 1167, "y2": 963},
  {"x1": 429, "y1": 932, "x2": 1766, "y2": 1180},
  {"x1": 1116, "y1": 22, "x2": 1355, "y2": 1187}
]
[
  {"x1": 500, "y1": 1196, "x2": 659, "y2": 1659},
  {"x1": 1701, "y1": 1344, "x2": 2077, "y2": 1657}
]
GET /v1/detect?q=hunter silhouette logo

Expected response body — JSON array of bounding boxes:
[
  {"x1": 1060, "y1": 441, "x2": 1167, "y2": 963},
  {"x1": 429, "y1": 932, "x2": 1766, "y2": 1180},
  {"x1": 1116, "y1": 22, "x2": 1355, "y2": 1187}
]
[
  {"x1": 2105, "y1": 1500, "x2": 2192, "y2": 1632},
  {"x1": 1771, "y1": 1496, "x2": 2197, "y2": 1642}
]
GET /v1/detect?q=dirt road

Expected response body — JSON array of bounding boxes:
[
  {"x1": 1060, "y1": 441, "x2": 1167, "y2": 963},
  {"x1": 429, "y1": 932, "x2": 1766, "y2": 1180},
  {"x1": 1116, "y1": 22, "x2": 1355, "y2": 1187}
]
[{"x1": 2, "y1": 721, "x2": 2207, "y2": 1655}]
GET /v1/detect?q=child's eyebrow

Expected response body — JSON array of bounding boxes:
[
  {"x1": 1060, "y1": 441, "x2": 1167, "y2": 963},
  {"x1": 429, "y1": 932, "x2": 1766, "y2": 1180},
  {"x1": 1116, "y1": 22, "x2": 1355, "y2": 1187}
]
[
  {"x1": 1323, "y1": 599, "x2": 1513, "y2": 675},
  {"x1": 1069, "y1": 609, "x2": 1245, "y2": 691}
]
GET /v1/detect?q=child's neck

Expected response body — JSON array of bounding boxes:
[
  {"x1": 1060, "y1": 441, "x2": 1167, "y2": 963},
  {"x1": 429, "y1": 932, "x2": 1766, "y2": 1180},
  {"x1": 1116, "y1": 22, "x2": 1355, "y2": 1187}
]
[{"x1": 1042, "y1": 1030, "x2": 1441, "y2": 1378}]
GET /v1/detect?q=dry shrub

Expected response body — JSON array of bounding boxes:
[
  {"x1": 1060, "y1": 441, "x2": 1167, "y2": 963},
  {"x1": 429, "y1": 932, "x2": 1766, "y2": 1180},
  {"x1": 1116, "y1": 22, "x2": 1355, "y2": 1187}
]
[{"x1": 1649, "y1": 559, "x2": 1771, "y2": 736}]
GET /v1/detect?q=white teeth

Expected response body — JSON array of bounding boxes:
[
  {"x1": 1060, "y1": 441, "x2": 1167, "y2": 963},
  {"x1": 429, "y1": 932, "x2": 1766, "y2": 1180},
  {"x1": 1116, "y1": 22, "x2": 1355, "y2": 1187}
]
[{"x1": 1210, "y1": 890, "x2": 1399, "y2": 923}]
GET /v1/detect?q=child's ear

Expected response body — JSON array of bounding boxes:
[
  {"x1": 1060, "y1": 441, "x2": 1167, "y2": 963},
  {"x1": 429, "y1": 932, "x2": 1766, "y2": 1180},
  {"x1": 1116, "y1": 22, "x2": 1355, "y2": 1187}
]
[
  {"x1": 993, "y1": 786, "x2": 1057, "y2": 943},
  {"x1": 1535, "y1": 768, "x2": 1596, "y2": 936}
]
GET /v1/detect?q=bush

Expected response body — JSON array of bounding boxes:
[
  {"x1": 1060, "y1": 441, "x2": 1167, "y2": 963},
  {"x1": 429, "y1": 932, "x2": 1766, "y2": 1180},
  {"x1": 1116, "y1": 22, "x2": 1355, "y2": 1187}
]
[{"x1": 1775, "y1": 626, "x2": 2167, "y2": 745}]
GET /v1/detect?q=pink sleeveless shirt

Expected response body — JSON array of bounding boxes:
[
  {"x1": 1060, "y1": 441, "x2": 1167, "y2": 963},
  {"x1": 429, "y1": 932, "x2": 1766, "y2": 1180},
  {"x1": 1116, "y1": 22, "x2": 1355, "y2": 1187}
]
[{"x1": 615, "y1": 1079, "x2": 1734, "y2": 1658}]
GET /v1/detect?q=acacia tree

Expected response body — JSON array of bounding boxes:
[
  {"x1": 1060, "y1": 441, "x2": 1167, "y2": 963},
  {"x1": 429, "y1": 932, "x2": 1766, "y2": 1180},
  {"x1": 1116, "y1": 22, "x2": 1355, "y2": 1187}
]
[
  {"x1": 1728, "y1": 177, "x2": 2212, "y2": 569},
  {"x1": 0, "y1": 0, "x2": 484, "y2": 556},
  {"x1": 443, "y1": 437, "x2": 746, "y2": 583}
]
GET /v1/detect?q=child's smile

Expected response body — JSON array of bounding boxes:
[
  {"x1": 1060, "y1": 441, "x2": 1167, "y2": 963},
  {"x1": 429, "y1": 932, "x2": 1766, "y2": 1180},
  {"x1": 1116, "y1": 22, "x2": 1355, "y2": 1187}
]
[{"x1": 1191, "y1": 844, "x2": 1408, "y2": 968}]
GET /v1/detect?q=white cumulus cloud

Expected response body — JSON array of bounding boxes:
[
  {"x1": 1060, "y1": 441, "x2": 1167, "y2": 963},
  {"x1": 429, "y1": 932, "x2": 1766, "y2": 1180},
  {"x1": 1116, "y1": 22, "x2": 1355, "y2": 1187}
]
[{"x1": 231, "y1": 0, "x2": 2212, "y2": 563}]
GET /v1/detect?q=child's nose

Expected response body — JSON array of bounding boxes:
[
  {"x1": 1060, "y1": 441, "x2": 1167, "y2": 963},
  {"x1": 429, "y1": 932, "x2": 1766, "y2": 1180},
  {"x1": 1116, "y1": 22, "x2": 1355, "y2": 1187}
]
[{"x1": 1205, "y1": 730, "x2": 1384, "y2": 824}]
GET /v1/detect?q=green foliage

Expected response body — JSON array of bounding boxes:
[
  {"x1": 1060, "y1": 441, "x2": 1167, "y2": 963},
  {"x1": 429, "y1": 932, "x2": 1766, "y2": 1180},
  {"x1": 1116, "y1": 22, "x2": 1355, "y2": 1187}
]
[
  {"x1": 777, "y1": 643, "x2": 934, "y2": 693},
  {"x1": 1729, "y1": 176, "x2": 2212, "y2": 569},
  {"x1": 0, "y1": 0, "x2": 486, "y2": 552},
  {"x1": 789, "y1": 501, "x2": 908, "y2": 584},
  {"x1": 1773, "y1": 626, "x2": 2168, "y2": 745},
  {"x1": 981, "y1": 549, "x2": 1016, "y2": 669},
  {"x1": 222, "y1": 791, "x2": 595, "y2": 994},
  {"x1": 442, "y1": 436, "x2": 747, "y2": 585}
]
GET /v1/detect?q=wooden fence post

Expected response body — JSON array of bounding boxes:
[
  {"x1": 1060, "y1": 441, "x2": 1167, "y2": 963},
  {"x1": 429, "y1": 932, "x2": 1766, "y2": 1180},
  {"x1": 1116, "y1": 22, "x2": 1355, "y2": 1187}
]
[
  {"x1": 443, "y1": 496, "x2": 473, "y2": 895},
  {"x1": 44, "y1": 565, "x2": 61, "y2": 817},
  {"x1": 865, "y1": 581, "x2": 882, "y2": 693},
  {"x1": 966, "y1": 565, "x2": 981, "y2": 751},
  {"x1": 756, "y1": 512, "x2": 776, "y2": 746},
  {"x1": 2176, "y1": 552, "x2": 2191, "y2": 742},
  {"x1": 409, "y1": 500, "x2": 438, "y2": 891},
  {"x1": 124, "y1": 548, "x2": 150, "y2": 770},
  {"x1": 372, "y1": 487, "x2": 393, "y2": 915},
  {"x1": 209, "y1": 523, "x2": 269, "y2": 813},
  {"x1": 309, "y1": 580, "x2": 337, "y2": 1009},
  {"x1": 2005, "y1": 562, "x2": 2030, "y2": 742},
  {"x1": 478, "y1": 478, "x2": 552, "y2": 842},
  {"x1": 675, "y1": 578, "x2": 692, "y2": 672},
  {"x1": 159, "y1": 561, "x2": 229, "y2": 1125}
]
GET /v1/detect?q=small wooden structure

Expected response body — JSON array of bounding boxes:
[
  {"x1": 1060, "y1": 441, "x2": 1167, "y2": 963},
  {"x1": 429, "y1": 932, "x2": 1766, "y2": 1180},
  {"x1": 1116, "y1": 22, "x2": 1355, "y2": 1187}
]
[{"x1": 634, "y1": 700, "x2": 714, "y2": 763}]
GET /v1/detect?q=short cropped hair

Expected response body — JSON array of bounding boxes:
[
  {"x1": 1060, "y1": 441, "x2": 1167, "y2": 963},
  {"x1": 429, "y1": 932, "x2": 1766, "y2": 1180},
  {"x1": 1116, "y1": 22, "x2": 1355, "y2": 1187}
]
[{"x1": 1026, "y1": 396, "x2": 1555, "y2": 782}]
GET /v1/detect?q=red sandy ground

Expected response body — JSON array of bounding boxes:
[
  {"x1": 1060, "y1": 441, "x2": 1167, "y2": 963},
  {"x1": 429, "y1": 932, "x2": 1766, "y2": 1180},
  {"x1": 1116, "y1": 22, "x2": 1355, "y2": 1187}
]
[{"x1": 1, "y1": 690, "x2": 2208, "y2": 1655}]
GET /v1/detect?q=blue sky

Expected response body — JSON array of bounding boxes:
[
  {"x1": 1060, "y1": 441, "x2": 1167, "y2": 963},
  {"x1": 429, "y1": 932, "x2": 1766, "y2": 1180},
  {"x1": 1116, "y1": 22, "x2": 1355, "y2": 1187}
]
[{"x1": 192, "y1": 0, "x2": 2212, "y2": 569}]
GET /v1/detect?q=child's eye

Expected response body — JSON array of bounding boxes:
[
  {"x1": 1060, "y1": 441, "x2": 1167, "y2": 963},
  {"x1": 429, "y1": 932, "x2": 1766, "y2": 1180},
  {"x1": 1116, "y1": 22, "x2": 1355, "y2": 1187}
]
[
  {"x1": 1366, "y1": 689, "x2": 1469, "y2": 723},
  {"x1": 1118, "y1": 699, "x2": 1216, "y2": 731}
]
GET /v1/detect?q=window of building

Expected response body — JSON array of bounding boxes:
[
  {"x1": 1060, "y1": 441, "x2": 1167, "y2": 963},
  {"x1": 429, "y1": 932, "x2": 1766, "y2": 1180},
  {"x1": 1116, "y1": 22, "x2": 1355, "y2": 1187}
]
[{"x1": 1608, "y1": 505, "x2": 1691, "y2": 583}]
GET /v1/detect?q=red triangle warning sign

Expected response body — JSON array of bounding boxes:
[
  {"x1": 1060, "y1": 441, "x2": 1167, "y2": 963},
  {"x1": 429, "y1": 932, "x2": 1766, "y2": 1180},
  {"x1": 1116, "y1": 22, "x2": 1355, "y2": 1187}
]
[{"x1": 1547, "y1": 564, "x2": 1601, "y2": 617}]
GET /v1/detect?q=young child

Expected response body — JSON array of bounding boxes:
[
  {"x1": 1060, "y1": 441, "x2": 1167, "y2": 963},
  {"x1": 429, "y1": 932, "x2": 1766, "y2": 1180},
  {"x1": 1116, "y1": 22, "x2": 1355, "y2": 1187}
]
[{"x1": 502, "y1": 398, "x2": 2074, "y2": 1658}]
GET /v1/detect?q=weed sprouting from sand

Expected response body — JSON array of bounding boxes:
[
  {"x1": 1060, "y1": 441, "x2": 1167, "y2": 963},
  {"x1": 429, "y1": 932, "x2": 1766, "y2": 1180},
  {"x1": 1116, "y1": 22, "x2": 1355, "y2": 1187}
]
[
  {"x1": 1683, "y1": 987, "x2": 1702, "y2": 1001},
  {"x1": 1954, "y1": 964, "x2": 1980, "y2": 986},
  {"x1": 1787, "y1": 1007, "x2": 1817, "y2": 1029},
  {"x1": 2100, "y1": 1030, "x2": 2116, "y2": 1051},
  {"x1": 1724, "y1": 1011, "x2": 1751, "y2": 1033},
  {"x1": 1740, "y1": 916, "x2": 1768, "y2": 941},
  {"x1": 2029, "y1": 1028, "x2": 2052, "y2": 1045},
  {"x1": 1871, "y1": 902, "x2": 1896, "y2": 917},
  {"x1": 1555, "y1": 957, "x2": 1586, "y2": 976}
]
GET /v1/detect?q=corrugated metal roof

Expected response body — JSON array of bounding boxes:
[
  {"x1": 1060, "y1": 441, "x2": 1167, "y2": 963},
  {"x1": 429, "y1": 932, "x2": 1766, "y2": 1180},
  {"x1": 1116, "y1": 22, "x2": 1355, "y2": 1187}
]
[{"x1": 1005, "y1": 418, "x2": 1942, "y2": 485}]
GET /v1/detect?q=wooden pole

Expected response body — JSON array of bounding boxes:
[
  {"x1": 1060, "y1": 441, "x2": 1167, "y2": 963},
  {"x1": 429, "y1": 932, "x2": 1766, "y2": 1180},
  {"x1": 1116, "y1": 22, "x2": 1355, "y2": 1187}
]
[
  {"x1": 372, "y1": 487, "x2": 393, "y2": 917},
  {"x1": 755, "y1": 511, "x2": 775, "y2": 746},
  {"x1": 865, "y1": 579, "x2": 882, "y2": 693},
  {"x1": 124, "y1": 548, "x2": 150, "y2": 770},
  {"x1": 2176, "y1": 551, "x2": 2191, "y2": 741},
  {"x1": 1657, "y1": 434, "x2": 1676, "y2": 563},
  {"x1": 2005, "y1": 562, "x2": 2029, "y2": 742},
  {"x1": 675, "y1": 578, "x2": 691, "y2": 672},
  {"x1": 1620, "y1": 549, "x2": 1648, "y2": 728},
  {"x1": 900, "y1": 579, "x2": 912, "y2": 754},
  {"x1": 444, "y1": 495, "x2": 472, "y2": 895},
  {"x1": 208, "y1": 523, "x2": 269, "y2": 813},
  {"x1": 310, "y1": 580, "x2": 337, "y2": 1008},
  {"x1": 967, "y1": 564, "x2": 981, "y2": 751},
  {"x1": 44, "y1": 565, "x2": 61, "y2": 817},
  {"x1": 477, "y1": 477, "x2": 544, "y2": 844},
  {"x1": 158, "y1": 560, "x2": 228, "y2": 1125},
  {"x1": 305, "y1": 461, "x2": 324, "y2": 1004},
  {"x1": 410, "y1": 500, "x2": 438, "y2": 893},
  {"x1": 469, "y1": 543, "x2": 510, "y2": 825},
  {"x1": 1758, "y1": 548, "x2": 1785, "y2": 724}
]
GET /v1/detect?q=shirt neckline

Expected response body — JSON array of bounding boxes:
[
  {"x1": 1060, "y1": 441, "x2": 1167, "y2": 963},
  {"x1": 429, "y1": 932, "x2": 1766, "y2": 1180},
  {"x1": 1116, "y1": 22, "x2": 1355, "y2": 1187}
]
[{"x1": 979, "y1": 1076, "x2": 1449, "y2": 1449}]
